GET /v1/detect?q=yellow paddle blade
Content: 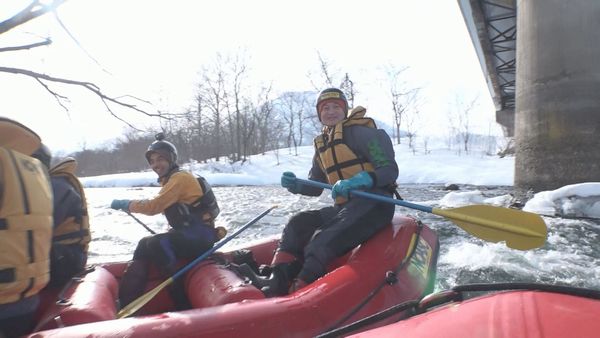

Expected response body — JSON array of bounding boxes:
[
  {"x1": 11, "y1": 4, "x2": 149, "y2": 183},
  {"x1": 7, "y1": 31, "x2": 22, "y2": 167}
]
[
  {"x1": 433, "y1": 205, "x2": 547, "y2": 250},
  {"x1": 117, "y1": 277, "x2": 174, "y2": 319}
]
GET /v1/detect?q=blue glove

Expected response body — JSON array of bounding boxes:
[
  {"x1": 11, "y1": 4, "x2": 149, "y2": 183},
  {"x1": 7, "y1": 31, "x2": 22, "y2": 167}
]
[
  {"x1": 332, "y1": 171, "x2": 374, "y2": 199},
  {"x1": 111, "y1": 199, "x2": 130, "y2": 211},
  {"x1": 281, "y1": 171, "x2": 300, "y2": 194}
]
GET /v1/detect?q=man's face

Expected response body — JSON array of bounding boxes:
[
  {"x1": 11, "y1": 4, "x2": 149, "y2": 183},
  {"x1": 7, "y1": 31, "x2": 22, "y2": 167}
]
[
  {"x1": 149, "y1": 152, "x2": 170, "y2": 177},
  {"x1": 319, "y1": 101, "x2": 346, "y2": 127}
]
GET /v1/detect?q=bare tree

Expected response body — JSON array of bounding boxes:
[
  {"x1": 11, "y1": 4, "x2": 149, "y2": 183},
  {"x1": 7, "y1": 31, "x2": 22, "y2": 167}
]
[
  {"x1": 307, "y1": 51, "x2": 342, "y2": 91},
  {"x1": 339, "y1": 73, "x2": 357, "y2": 109},
  {"x1": 497, "y1": 136, "x2": 515, "y2": 158},
  {"x1": 225, "y1": 54, "x2": 248, "y2": 162},
  {"x1": 195, "y1": 56, "x2": 229, "y2": 161},
  {"x1": 189, "y1": 95, "x2": 208, "y2": 162},
  {"x1": 448, "y1": 95, "x2": 479, "y2": 154},
  {"x1": 242, "y1": 85, "x2": 272, "y2": 159},
  {"x1": 278, "y1": 92, "x2": 301, "y2": 155},
  {"x1": 383, "y1": 64, "x2": 420, "y2": 145},
  {"x1": 404, "y1": 105, "x2": 421, "y2": 152},
  {"x1": 253, "y1": 88, "x2": 276, "y2": 155},
  {"x1": 0, "y1": 1, "x2": 164, "y2": 128}
]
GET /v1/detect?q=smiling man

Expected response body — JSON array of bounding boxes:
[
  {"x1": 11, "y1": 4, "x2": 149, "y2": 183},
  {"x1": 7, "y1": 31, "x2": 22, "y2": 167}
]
[
  {"x1": 250, "y1": 87, "x2": 400, "y2": 296},
  {"x1": 110, "y1": 133, "x2": 223, "y2": 310}
]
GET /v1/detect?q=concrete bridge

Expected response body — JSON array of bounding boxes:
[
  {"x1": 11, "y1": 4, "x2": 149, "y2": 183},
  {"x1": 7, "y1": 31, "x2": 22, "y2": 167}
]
[{"x1": 458, "y1": 0, "x2": 600, "y2": 191}]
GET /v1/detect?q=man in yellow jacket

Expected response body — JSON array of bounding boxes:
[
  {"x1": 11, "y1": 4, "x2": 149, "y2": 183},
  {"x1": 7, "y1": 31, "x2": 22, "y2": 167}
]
[{"x1": 110, "y1": 133, "x2": 222, "y2": 309}]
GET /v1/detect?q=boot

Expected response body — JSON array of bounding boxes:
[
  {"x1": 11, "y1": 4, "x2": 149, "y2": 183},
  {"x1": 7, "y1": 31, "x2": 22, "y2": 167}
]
[
  {"x1": 234, "y1": 251, "x2": 300, "y2": 297},
  {"x1": 260, "y1": 251, "x2": 301, "y2": 297},
  {"x1": 260, "y1": 262, "x2": 301, "y2": 297},
  {"x1": 118, "y1": 260, "x2": 148, "y2": 309},
  {"x1": 288, "y1": 278, "x2": 308, "y2": 294}
]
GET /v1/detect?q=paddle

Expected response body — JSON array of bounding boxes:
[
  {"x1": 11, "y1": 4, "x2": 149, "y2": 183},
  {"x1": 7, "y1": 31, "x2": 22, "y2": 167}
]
[
  {"x1": 126, "y1": 211, "x2": 157, "y2": 234},
  {"x1": 295, "y1": 178, "x2": 547, "y2": 251},
  {"x1": 117, "y1": 205, "x2": 278, "y2": 319}
]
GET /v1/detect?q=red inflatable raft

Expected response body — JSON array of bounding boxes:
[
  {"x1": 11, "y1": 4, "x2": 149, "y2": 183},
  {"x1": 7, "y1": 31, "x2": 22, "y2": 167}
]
[
  {"x1": 337, "y1": 283, "x2": 600, "y2": 338},
  {"x1": 27, "y1": 214, "x2": 439, "y2": 338}
]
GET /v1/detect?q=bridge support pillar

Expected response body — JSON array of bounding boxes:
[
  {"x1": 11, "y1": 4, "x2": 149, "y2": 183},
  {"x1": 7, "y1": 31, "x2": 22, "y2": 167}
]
[
  {"x1": 496, "y1": 109, "x2": 514, "y2": 137},
  {"x1": 515, "y1": 0, "x2": 600, "y2": 191}
]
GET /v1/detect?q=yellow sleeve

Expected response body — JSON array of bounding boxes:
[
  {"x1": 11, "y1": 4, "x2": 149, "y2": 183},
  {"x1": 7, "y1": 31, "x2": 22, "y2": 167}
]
[{"x1": 129, "y1": 172, "x2": 193, "y2": 215}]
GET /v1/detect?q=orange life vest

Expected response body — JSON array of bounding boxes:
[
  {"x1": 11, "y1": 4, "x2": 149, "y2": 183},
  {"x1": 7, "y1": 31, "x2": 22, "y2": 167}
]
[
  {"x1": 0, "y1": 147, "x2": 53, "y2": 304},
  {"x1": 313, "y1": 107, "x2": 376, "y2": 204}
]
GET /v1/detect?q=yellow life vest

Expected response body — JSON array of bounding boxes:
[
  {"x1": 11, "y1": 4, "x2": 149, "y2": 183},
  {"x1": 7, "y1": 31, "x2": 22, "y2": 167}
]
[
  {"x1": 0, "y1": 117, "x2": 42, "y2": 155},
  {"x1": 49, "y1": 158, "x2": 91, "y2": 252},
  {"x1": 314, "y1": 106, "x2": 376, "y2": 204},
  {"x1": 0, "y1": 147, "x2": 53, "y2": 304}
]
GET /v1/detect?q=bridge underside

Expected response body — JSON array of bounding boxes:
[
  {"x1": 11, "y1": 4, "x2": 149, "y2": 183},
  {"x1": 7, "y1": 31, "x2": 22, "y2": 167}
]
[
  {"x1": 458, "y1": 0, "x2": 515, "y2": 137},
  {"x1": 459, "y1": 0, "x2": 600, "y2": 191}
]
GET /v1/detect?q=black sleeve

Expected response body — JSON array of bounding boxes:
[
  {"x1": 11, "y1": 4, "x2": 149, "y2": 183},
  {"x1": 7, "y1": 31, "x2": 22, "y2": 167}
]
[
  {"x1": 298, "y1": 152, "x2": 326, "y2": 196},
  {"x1": 51, "y1": 177, "x2": 84, "y2": 228}
]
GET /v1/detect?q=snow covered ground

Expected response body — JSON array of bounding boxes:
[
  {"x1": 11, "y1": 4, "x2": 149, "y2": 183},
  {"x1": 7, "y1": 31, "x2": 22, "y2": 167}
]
[{"x1": 81, "y1": 142, "x2": 600, "y2": 219}]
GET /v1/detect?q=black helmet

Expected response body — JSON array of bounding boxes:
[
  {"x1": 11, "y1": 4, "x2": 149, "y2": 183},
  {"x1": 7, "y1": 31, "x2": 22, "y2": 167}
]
[
  {"x1": 145, "y1": 133, "x2": 178, "y2": 164},
  {"x1": 315, "y1": 87, "x2": 348, "y2": 119},
  {"x1": 31, "y1": 143, "x2": 52, "y2": 169}
]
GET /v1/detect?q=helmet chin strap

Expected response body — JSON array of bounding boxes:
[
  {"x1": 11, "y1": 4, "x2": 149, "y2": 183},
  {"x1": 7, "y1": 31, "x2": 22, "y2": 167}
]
[
  {"x1": 166, "y1": 163, "x2": 179, "y2": 176},
  {"x1": 156, "y1": 164, "x2": 179, "y2": 182}
]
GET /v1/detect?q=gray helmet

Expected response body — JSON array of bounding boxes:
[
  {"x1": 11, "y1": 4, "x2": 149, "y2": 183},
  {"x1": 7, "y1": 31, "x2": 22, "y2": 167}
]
[
  {"x1": 145, "y1": 133, "x2": 178, "y2": 164},
  {"x1": 31, "y1": 143, "x2": 52, "y2": 169},
  {"x1": 315, "y1": 87, "x2": 348, "y2": 120}
]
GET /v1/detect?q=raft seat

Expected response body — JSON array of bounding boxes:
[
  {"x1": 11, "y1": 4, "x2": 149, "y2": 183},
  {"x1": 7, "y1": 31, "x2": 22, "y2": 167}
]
[
  {"x1": 185, "y1": 260, "x2": 266, "y2": 309},
  {"x1": 33, "y1": 266, "x2": 118, "y2": 332}
]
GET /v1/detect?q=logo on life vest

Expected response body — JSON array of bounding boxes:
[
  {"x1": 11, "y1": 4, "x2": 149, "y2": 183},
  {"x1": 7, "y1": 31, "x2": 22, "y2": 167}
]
[
  {"x1": 367, "y1": 139, "x2": 390, "y2": 167},
  {"x1": 21, "y1": 158, "x2": 40, "y2": 173}
]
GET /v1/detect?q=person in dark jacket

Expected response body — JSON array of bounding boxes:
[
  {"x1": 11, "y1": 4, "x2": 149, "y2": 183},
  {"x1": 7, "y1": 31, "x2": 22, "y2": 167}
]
[
  {"x1": 110, "y1": 133, "x2": 224, "y2": 309},
  {"x1": 32, "y1": 145, "x2": 90, "y2": 289},
  {"x1": 256, "y1": 88, "x2": 399, "y2": 296}
]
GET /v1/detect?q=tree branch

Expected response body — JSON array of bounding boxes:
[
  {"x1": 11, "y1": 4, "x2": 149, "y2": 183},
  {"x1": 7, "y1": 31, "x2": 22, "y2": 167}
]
[
  {"x1": 0, "y1": 38, "x2": 52, "y2": 52},
  {"x1": 51, "y1": 9, "x2": 109, "y2": 73},
  {"x1": 0, "y1": 0, "x2": 67, "y2": 35},
  {"x1": 0, "y1": 66, "x2": 173, "y2": 129}
]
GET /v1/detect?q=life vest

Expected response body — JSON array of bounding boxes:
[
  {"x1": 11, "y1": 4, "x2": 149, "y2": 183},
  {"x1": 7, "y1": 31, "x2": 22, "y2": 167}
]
[
  {"x1": 0, "y1": 147, "x2": 53, "y2": 304},
  {"x1": 0, "y1": 117, "x2": 42, "y2": 155},
  {"x1": 314, "y1": 106, "x2": 376, "y2": 204},
  {"x1": 49, "y1": 158, "x2": 91, "y2": 253},
  {"x1": 164, "y1": 175, "x2": 221, "y2": 229}
]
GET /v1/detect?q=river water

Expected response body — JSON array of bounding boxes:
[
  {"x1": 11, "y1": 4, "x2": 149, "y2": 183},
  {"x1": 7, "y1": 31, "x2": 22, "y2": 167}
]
[{"x1": 86, "y1": 185, "x2": 600, "y2": 292}]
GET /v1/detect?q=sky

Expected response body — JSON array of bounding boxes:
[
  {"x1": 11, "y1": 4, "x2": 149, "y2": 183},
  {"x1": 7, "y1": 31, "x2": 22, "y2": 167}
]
[
  {"x1": 80, "y1": 142, "x2": 600, "y2": 219},
  {"x1": 0, "y1": 0, "x2": 500, "y2": 153}
]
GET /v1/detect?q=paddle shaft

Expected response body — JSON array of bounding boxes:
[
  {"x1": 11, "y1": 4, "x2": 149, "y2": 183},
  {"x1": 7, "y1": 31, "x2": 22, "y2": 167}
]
[
  {"x1": 118, "y1": 205, "x2": 277, "y2": 318},
  {"x1": 295, "y1": 178, "x2": 432, "y2": 212},
  {"x1": 126, "y1": 211, "x2": 157, "y2": 234},
  {"x1": 173, "y1": 205, "x2": 277, "y2": 280},
  {"x1": 298, "y1": 179, "x2": 540, "y2": 236},
  {"x1": 294, "y1": 178, "x2": 547, "y2": 250}
]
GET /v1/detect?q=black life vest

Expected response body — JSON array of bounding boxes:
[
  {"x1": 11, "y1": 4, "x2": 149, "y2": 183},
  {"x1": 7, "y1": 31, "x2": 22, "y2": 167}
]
[
  {"x1": 164, "y1": 176, "x2": 220, "y2": 229},
  {"x1": 49, "y1": 157, "x2": 91, "y2": 252}
]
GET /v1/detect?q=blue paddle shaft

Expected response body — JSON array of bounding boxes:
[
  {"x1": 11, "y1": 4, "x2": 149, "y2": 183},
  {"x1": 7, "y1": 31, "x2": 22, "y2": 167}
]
[
  {"x1": 295, "y1": 178, "x2": 433, "y2": 213},
  {"x1": 173, "y1": 206, "x2": 276, "y2": 280}
]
